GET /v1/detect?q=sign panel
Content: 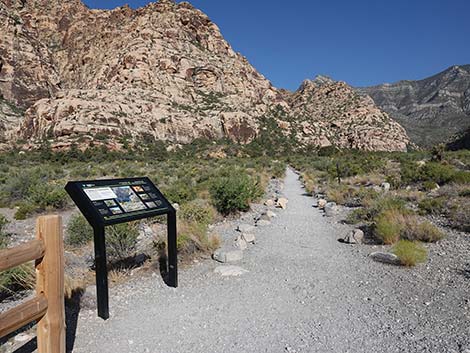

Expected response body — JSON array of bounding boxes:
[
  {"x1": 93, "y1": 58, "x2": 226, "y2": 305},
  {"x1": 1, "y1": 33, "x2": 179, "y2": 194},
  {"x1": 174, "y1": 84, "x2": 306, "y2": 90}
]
[{"x1": 65, "y1": 177, "x2": 174, "y2": 226}]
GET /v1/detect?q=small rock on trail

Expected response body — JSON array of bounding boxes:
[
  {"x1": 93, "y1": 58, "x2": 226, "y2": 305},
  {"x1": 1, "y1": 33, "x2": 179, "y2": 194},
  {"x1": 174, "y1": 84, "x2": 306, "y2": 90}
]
[{"x1": 214, "y1": 266, "x2": 248, "y2": 277}]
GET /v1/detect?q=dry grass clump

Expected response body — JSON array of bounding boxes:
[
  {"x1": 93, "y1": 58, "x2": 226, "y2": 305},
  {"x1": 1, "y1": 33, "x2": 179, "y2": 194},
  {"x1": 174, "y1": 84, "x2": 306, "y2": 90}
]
[
  {"x1": 374, "y1": 209, "x2": 405, "y2": 244},
  {"x1": 176, "y1": 220, "x2": 220, "y2": 255},
  {"x1": 0, "y1": 262, "x2": 35, "y2": 299},
  {"x1": 401, "y1": 218, "x2": 444, "y2": 242},
  {"x1": 301, "y1": 172, "x2": 317, "y2": 195},
  {"x1": 374, "y1": 209, "x2": 444, "y2": 245},
  {"x1": 64, "y1": 274, "x2": 86, "y2": 299},
  {"x1": 392, "y1": 240, "x2": 427, "y2": 267},
  {"x1": 447, "y1": 197, "x2": 470, "y2": 232}
]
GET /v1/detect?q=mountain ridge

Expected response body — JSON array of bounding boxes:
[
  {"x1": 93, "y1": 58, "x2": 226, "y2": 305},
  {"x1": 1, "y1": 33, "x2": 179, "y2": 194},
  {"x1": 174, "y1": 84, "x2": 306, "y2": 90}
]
[
  {"x1": 359, "y1": 64, "x2": 470, "y2": 147},
  {"x1": 0, "y1": 0, "x2": 410, "y2": 151}
]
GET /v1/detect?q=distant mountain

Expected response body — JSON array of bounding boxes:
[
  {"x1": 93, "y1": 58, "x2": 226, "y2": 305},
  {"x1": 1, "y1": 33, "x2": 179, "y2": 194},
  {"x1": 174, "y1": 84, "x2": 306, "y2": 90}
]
[
  {"x1": 359, "y1": 65, "x2": 470, "y2": 147},
  {"x1": 0, "y1": 0, "x2": 409, "y2": 152}
]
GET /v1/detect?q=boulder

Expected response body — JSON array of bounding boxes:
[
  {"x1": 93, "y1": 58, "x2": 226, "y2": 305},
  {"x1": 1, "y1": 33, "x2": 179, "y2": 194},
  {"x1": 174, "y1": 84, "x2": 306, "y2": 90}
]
[
  {"x1": 256, "y1": 220, "x2": 271, "y2": 226},
  {"x1": 259, "y1": 210, "x2": 276, "y2": 221},
  {"x1": 237, "y1": 224, "x2": 255, "y2": 233},
  {"x1": 370, "y1": 252, "x2": 401, "y2": 266},
  {"x1": 324, "y1": 202, "x2": 339, "y2": 217},
  {"x1": 242, "y1": 233, "x2": 256, "y2": 244},
  {"x1": 234, "y1": 236, "x2": 248, "y2": 250},
  {"x1": 213, "y1": 249, "x2": 244, "y2": 263},
  {"x1": 317, "y1": 199, "x2": 327, "y2": 209},
  {"x1": 266, "y1": 210, "x2": 276, "y2": 218},
  {"x1": 342, "y1": 229, "x2": 365, "y2": 244},
  {"x1": 264, "y1": 199, "x2": 275, "y2": 207},
  {"x1": 214, "y1": 265, "x2": 248, "y2": 277},
  {"x1": 373, "y1": 185, "x2": 382, "y2": 193},
  {"x1": 276, "y1": 197, "x2": 288, "y2": 209},
  {"x1": 381, "y1": 182, "x2": 391, "y2": 192}
]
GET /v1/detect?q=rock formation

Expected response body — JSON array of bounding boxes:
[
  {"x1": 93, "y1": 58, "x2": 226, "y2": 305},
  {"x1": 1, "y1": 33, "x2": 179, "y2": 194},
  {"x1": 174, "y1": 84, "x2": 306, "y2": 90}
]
[
  {"x1": 359, "y1": 65, "x2": 470, "y2": 147},
  {"x1": 0, "y1": 0, "x2": 410, "y2": 152}
]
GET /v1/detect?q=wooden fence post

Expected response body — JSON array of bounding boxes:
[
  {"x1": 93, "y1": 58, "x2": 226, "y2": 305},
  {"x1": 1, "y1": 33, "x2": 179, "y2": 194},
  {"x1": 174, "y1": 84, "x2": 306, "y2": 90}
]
[{"x1": 35, "y1": 215, "x2": 65, "y2": 353}]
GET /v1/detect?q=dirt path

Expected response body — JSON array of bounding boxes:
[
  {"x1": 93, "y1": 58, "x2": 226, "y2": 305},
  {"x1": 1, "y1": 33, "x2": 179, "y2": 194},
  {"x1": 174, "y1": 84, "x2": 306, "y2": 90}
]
[{"x1": 71, "y1": 168, "x2": 470, "y2": 353}]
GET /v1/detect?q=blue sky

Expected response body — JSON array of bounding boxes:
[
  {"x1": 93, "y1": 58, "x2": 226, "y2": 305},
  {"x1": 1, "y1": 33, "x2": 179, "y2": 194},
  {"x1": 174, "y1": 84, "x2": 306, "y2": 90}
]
[{"x1": 82, "y1": 0, "x2": 470, "y2": 90}]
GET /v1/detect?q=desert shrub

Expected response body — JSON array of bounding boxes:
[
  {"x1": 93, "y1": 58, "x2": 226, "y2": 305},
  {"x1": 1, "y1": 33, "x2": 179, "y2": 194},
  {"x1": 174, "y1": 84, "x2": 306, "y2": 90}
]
[
  {"x1": 14, "y1": 201, "x2": 38, "y2": 220},
  {"x1": 0, "y1": 263, "x2": 35, "y2": 299},
  {"x1": 392, "y1": 240, "x2": 427, "y2": 267},
  {"x1": 180, "y1": 199, "x2": 216, "y2": 225},
  {"x1": 66, "y1": 214, "x2": 93, "y2": 247},
  {"x1": 106, "y1": 222, "x2": 139, "y2": 261},
  {"x1": 345, "y1": 208, "x2": 369, "y2": 224},
  {"x1": 421, "y1": 163, "x2": 455, "y2": 185},
  {"x1": 422, "y1": 181, "x2": 439, "y2": 191},
  {"x1": 400, "y1": 161, "x2": 422, "y2": 185},
  {"x1": 452, "y1": 170, "x2": 470, "y2": 184},
  {"x1": 163, "y1": 181, "x2": 195, "y2": 205},
  {"x1": 402, "y1": 162, "x2": 464, "y2": 186},
  {"x1": 374, "y1": 209, "x2": 405, "y2": 244},
  {"x1": 0, "y1": 168, "x2": 41, "y2": 203},
  {"x1": 447, "y1": 198, "x2": 470, "y2": 232},
  {"x1": 210, "y1": 171, "x2": 262, "y2": 215},
  {"x1": 349, "y1": 196, "x2": 406, "y2": 224},
  {"x1": 401, "y1": 220, "x2": 444, "y2": 243},
  {"x1": 28, "y1": 183, "x2": 68, "y2": 210},
  {"x1": 326, "y1": 185, "x2": 348, "y2": 205},
  {"x1": 418, "y1": 197, "x2": 446, "y2": 215},
  {"x1": 458, "y1": 188, "x2": 470, "y2": 197}
]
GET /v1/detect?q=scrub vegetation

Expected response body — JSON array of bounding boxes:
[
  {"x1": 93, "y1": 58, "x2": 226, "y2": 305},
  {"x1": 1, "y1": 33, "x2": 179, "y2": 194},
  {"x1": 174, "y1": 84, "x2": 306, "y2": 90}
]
[{"x1": 0, "y1": 139, "x2": 468, "y2": 298}]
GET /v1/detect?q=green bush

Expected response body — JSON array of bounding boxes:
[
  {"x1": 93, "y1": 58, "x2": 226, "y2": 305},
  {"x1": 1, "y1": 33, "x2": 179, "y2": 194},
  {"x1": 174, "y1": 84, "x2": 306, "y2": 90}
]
[
  {"x1": 28, "y1": 183, "x2": 68, "y2": 210},
  {"x1": 66, "y1": 214, "x2": 93, "y2": 247},
  {"x1": 401, "y1": 161, "x2": 464, "y2": 186},
  {"x1": 210, "y1": 172, "x2": 262, "y2": 215},
  {"x1": 14, "y1": 201, "x2": 38, "y2": 220},
  {"x1": 350, "y1": 196, "x2": 406, "y2": 223},
  {"x1": 422, "y1": 181, "x2": 439, "y2": 191},
  {"x1": 106, "y1": 222, "x2": 139, "y2": 261},
  {"x1": 392, "y1": 240, "x2": 427, "y2": 266},
  {"x1": 452, "y1": 171, "x2": 470, "y2": 184},
  {"x1": 163, "y1": 182, "x2": 195, "y2": 205},
  {"x1": 421, "y1": 163, "x2": 455, "y2": 185}
]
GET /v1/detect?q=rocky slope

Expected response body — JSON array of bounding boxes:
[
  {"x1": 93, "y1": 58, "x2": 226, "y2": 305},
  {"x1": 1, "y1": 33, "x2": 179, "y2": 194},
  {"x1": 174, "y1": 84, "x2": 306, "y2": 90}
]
[
  {"x1": 0, "y1": 0, "x2": 409, "y2": 152},
  {"x1": 359, "y1": 65, "x2": 470, "y2": 147},
  {"x1": 286, "y1": 76, "x2": 409, "y2": 151}
]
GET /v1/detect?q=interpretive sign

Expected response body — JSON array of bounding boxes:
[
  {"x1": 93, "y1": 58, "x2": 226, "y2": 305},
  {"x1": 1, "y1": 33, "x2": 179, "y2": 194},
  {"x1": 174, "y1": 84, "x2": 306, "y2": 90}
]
[{"x1": 65, "y1": 177, "x2": 177, "y2": 320}]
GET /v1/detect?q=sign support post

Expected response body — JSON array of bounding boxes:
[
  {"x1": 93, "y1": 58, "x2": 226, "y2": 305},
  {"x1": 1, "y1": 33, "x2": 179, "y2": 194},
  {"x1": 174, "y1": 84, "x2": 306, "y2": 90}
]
[
  {"x1": 167, "y1": 210, "x2": 178, "y2": 288},
  {"x1": 93, "y1": 225, "x2": 109, "y2": 320}
]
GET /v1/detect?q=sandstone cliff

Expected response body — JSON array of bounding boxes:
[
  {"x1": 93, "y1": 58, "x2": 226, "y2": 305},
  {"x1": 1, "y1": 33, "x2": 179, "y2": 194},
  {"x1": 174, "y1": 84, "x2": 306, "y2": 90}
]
[{"x1": 0, "y1": 0, "x2": 409, "y2": 152}]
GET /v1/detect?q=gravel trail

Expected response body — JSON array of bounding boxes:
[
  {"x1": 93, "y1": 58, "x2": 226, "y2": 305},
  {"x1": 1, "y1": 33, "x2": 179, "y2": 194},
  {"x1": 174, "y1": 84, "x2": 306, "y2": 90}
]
[{"x1": 71, "y1": 168, "x2": 470, "y2": 353}]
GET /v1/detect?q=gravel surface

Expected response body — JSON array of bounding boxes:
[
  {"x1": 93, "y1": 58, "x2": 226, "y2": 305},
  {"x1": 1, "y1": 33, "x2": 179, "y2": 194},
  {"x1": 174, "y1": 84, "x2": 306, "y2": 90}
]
[{"x1": 48, "y1": 169, "x2": 470, "y2": 352}]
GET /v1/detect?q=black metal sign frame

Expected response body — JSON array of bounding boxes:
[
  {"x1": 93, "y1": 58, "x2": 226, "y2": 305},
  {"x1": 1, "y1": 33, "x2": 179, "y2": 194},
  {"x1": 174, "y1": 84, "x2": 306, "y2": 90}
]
[{"x1": 65, "y1": 177, "x2": 177, "y2": 320}]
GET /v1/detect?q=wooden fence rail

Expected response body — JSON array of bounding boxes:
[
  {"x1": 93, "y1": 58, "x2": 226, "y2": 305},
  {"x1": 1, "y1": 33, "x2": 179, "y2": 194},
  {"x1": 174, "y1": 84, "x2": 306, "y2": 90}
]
[{"x1": 0, "y1": 215, "x2": 65, "y2": 353}]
